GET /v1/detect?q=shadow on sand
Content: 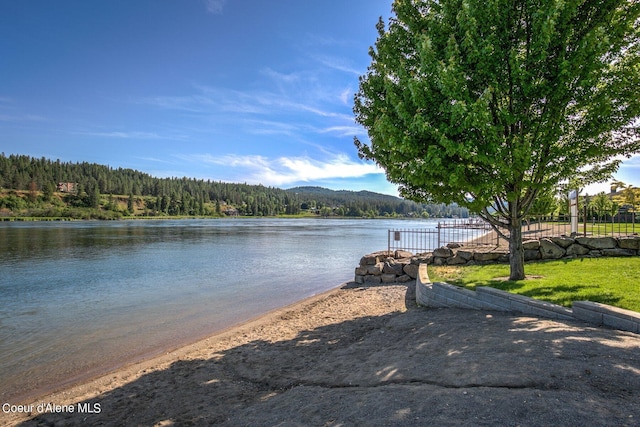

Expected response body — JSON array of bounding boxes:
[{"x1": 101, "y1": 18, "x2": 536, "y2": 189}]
[{"x1": 16, "y1": 282, "x2": 640, "y2": 426}]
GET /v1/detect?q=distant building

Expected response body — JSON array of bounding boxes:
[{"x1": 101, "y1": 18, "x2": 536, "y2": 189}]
[
  {"x1": 222, "y1": 206, "x2": 239, "y2": 216},
  {"x1": 57, "y1": 182, "x2": 78, "y2": 193}
]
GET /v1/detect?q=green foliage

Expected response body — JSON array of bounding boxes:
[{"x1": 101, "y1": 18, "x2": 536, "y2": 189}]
[
  {"x1": 354, "y1": 0, "x2": 640, "y2": 278},
  {"x1": 0, "y1": 154, "x2": 302, "y2": 217},
  {"x1": 127, "y1": 193, "x2": 135, "y2": 214},
  {"x1": 41, "y1": 182, "x2": 54, "y2": 202},
  {"x1": 0, "y1": 153, "x2": 466, "y2": 219},
  {"x1": 618, "y1": 184, "x2": 640, "y2": 212},
  {"x1": 0, "y1": 193, "x2": 27, "y2": 211},
  {"x1": 528, "y1": 189, "x2": 557, "y2": 216},
  {"x1": 590, "y1": 192, "x2": 613, "y2": 219}
]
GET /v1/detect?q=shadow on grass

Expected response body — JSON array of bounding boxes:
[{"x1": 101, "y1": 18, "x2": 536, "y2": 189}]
[
  {"x1": 14, "y1": 282, "x2": 640, "y2": 427},
  {"x1": 443, "y1": 257, "x2": 626, "y2": 308},
  {"x1": 460, "y1": 280, "x2": 622, "y2": 308}
]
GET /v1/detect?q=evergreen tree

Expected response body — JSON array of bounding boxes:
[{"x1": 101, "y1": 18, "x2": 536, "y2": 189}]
[{"x1": 127, "y1": 193, "x2": 134, "y2": 214}]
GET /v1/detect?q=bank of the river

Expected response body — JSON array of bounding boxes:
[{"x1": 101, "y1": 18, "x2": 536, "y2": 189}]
[
  {"x1": 4, "y1": 280, "x2": 640, "y2": 427},
  {"x1": 0, "y1": 213, "x2": 427, "y2": 221}
]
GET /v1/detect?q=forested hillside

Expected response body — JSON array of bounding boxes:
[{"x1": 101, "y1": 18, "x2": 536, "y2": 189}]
[
  {"x1": 0, "y1": 154, "x2": 469, "y2": 219},
  {"x1": 286, "y1": 186, "x2": 468, "y2": 218}
]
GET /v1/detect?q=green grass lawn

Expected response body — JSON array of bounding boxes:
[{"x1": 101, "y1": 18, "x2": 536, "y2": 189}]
[
  {"x1": 526, "y1": 221, "x2": 639, "y2": 236},
  {"x1": 585, "y1": 222, "x2": 640, "y2": 235},
  {"x1": 429, "y1": 257, "x2": 640, "y2": 312}
]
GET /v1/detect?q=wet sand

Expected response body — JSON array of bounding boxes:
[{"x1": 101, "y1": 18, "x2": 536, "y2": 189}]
[{"x1": 3, "y1": 281, "x2": 640, "y2": 426}]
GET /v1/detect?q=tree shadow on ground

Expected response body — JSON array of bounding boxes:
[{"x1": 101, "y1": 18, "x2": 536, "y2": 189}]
[{"x1": 15, "y1": 282, "x2": 640, "y2": 427}]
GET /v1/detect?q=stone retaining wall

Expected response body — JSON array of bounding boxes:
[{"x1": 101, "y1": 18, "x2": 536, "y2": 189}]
[
  {"x1": 415, "y1": 263, "x2": 640, "y2": 334},
  {"x1": 354, "y1": 235, "x2": 640, "y2": 333},
  {"x1": 354, "y1": 235, "x2": 640, "y2": 284}
]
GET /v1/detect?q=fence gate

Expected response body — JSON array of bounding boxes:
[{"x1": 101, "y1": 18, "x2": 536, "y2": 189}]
[{"x1": 388, "y1": 228, "x2": 440, "y2": 254}]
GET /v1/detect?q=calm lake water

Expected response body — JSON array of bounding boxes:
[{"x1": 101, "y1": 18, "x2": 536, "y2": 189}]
[{"x1": 0, "y1": 217, "x2": 458, "y2": 402}]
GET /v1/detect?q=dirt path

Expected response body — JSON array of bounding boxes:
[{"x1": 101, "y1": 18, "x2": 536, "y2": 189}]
[{"x1": 4, "y1": 281, "x2": 640, "y2": 426}]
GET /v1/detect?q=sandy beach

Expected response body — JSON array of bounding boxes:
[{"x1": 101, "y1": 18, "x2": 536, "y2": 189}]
[{"x1": 3, "y1": 280, "x2": 640, "y2": 426}]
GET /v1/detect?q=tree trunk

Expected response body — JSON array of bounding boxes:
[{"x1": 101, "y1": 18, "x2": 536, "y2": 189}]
[{"x1": 508, "y1": 216, "x2": 525, "y2": 281}]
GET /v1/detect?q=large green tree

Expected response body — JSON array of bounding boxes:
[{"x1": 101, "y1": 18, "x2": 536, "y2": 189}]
[{"x1": 354, "y1": 0, "x2": 640, "y2": 279}]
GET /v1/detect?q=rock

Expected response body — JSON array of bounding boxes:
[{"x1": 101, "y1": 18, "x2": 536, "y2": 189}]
[
  {"x1": 550, "y1": 236, "x2": 575, "y2": 249},
  {"x1": 396, "y1": 274, "x2": 412, "y2": 283},
  {"x1": 360, "y1": 251, "x2": 392, "y2": 266},
  {"x1": 433, "y1": 247, "x2": 454, "y2": 258},
  {"x1": 433, "y1": 257, "x2": 447, "y2": 266},
  {"x1": 524, "y1": 249, "x2": 541, "y2": 261},
  {"x1": 381, "y1": 273, "x2": 398, "y2": 283},
  {"x1": 394, "y1": 250, "x2": 413, "y2": 259},
  {"x1": 601, "y1": 248, "x2": 635, "y2": 257},
  {"x1": 587, "y1": 250, "x2": 602, "y2": 258},
  {"x1": 364, "y1": 275, "x2": 382, "y2": 283},
  {"x1": 498, "y1": 253, "x2": 510, "y2": 263},
  {"x1": 447, "y1": 242, "x2": 462, "y2": 249},
  {"x1": 539, "y1": 238, "x2": 565, "y2": 259},
  {"x1": 565, "y1": 243, "x2": 590, "y2": 257},
  {"x1": 473, "y1": 252, "x2": 504, "y2": 262},
  {"x1": 411, "y1": 254, "x2": 432, "y2": 265},
  {"x1": 383, "y1": 259, "x2": 404, "y2": 275},
  {"x1": 403, "y1": 263, "x2": 420, "y2": 279},
  {"x1": 366, "y1": 263, "x2": 384, "y2": 275},
  {"x1": 354, "y1": 275, "x2": 365, "y2": 284},
  {"x1": 618, "y1": 236, "x2": 640, "y2": 251},
  {"x1": 355, "y1": 266, "x2": 368, "y2": 276},
  {"x1": 523, "y1": 240, "x2": 540, "y2": 250},
  {"x1": 447, "y1": 255, "x2": 468, "y2": 265},
  {"x1": 456, "y1": 250, "x2": 474, "y2": 261},
  {"x1": 575, "y1": 237, "x2": 617, "y2": 250}
]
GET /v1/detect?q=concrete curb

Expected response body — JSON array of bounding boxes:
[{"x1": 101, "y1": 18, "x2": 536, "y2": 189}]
[{"x1": 415, "y1": 263, "x2": 640, "y2": 334}]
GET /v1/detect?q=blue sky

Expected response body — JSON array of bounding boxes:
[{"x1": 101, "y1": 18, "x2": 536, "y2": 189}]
[{"x1": 1, "y1": 0, "x2": 638, "y2": 197}]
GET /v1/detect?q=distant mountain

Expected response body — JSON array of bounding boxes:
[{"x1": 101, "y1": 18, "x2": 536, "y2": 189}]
[
  {"x1": 287, "y1": 186, "x2": 400, "y2": 201},
  {"x1": 286, "y1": 185, "x2": 470, "y2": 218},
  {"x1": 286, "y1": 186, "x2": 416, "y2": 217}
]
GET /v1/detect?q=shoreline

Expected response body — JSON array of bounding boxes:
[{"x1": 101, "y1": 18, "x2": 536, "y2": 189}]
[
  {"x1": 0, "y1": 215, "x2": 433, "y2": 222},
  {"x1": 2, "y1": 283, "x2": 348, "y2": 408},
  {"x1": 4, "y1": 279, "x2": 640, "y2": 426}
]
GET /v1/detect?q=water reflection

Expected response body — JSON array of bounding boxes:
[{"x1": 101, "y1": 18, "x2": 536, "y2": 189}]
[{"x1": 0, "y1": 218, "x2": 438, "y2": 402}]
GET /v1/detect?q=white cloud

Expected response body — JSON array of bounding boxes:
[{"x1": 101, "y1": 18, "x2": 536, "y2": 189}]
[
  {"x1": 138, "y1": 84, "x2": 356, "y2": 130},
  {"x1": 311, "y1": 54, "x2": 362, "y2": 76},
  {"x1": 339, "y1": 88, "x2": 352, "y2": 105},
  {"x1": 261, "y1": 67, "x2": 302, "y2": 84},
  {"x1": 205, "y1": 0, "x2": 226, "y2": 14},
  {"x1": 183, "y1": 153, "x2": 383, "y2": 187},
  {"x1": 279, "y1": 154, "x2": 380, "y2": 181},
  {"x1": 316, "y1": 125, "x2": 362, "y2": 137},
  {"x1": 244, "y1": 119, "x2": 299, "y2": 136}
]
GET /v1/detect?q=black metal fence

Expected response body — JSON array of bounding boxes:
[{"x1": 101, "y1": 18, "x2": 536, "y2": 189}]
[
  {"x1": 388, "y1": 214, "x2": 639, "y2": 254},
  {"x1": 521, "y1": 214, "x2": 639, "y2": 239},
  {"x1": 388, "y1": 219, "x2": 497, "y2": 253}
]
